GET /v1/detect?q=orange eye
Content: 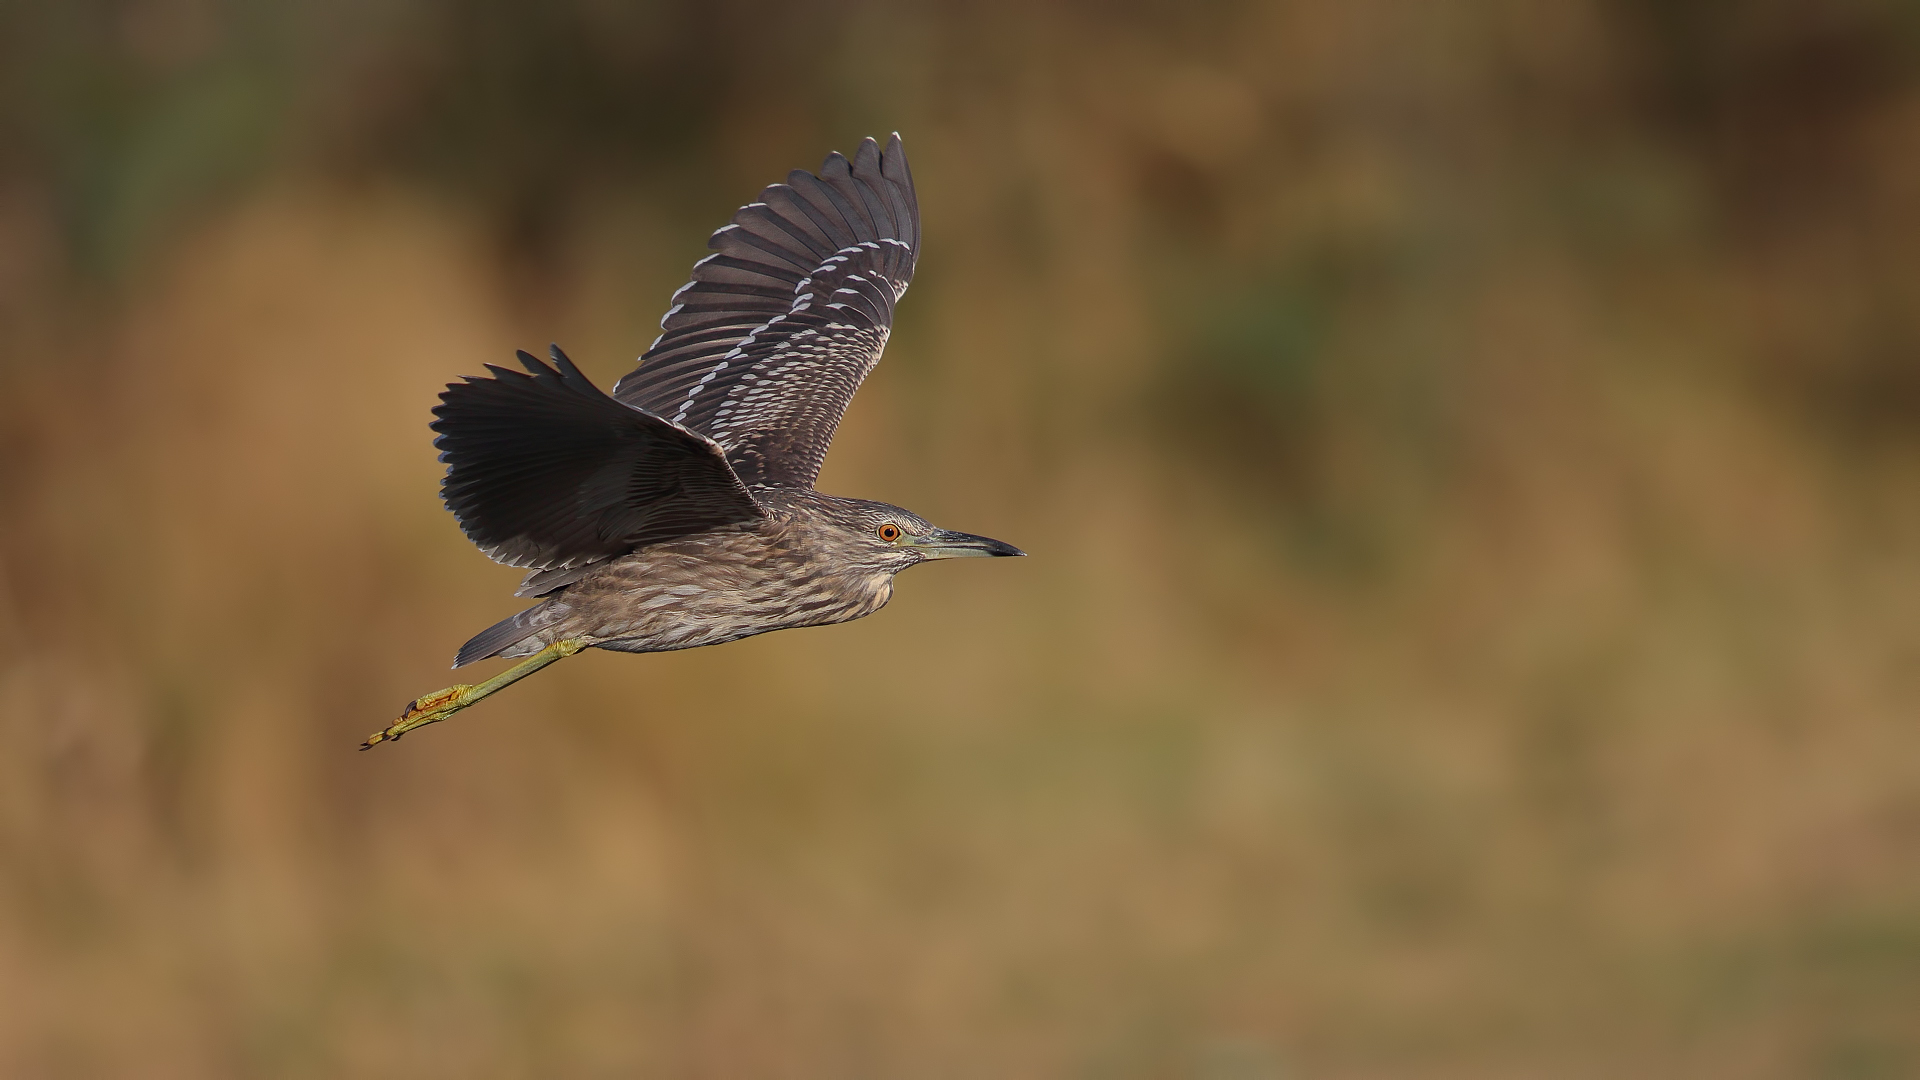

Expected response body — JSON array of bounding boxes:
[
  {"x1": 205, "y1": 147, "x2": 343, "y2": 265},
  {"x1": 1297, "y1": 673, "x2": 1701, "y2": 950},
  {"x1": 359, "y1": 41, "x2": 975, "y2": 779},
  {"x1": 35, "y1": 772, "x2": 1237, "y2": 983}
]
[{"x1": 878, "y1": 523, "x2": 902, "y2": 542}]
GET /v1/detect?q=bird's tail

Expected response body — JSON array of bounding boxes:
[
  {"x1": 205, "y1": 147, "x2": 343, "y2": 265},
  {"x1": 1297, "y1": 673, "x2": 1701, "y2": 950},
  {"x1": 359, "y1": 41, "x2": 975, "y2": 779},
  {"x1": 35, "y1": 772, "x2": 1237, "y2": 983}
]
[{"x1": 453, "y1": 602, "x2": 553, "y2": 668}]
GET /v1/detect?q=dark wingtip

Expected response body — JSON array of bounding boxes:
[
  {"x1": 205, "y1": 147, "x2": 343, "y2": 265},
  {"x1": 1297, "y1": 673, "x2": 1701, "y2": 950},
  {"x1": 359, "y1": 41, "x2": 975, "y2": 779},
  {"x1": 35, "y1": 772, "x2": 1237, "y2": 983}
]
[{"x1": 548, "y1": 343, "x2": 588, "y2": 383}]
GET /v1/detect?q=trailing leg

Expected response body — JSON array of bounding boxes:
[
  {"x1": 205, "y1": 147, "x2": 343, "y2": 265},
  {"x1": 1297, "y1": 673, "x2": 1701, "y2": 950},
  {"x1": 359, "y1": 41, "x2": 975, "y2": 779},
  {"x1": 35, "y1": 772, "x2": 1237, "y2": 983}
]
[{"x1": 361, "y1": 638, "x2": 585, "y2": 750}]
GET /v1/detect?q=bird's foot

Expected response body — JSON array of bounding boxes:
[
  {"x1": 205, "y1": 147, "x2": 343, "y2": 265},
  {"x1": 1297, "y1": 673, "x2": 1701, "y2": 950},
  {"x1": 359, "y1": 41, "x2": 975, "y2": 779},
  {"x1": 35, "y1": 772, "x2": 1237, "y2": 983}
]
[
  {"x1": 361, "y1": 684, "x2": 475, "y2": 750},
  {"x1": 358, "y1": 639, "x2": 585, "y2": 751}
]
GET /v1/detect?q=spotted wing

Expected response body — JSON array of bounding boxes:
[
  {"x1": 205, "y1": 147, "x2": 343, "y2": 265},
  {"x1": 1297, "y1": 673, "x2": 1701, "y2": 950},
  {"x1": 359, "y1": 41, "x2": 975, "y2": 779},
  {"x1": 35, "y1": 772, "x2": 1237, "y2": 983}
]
[
  {"x1": 433, "y1": 346, "x2": 763, "y2": 574},
  {"x1": 611, "y1": 133, "x2": 919, "y2": 490}
]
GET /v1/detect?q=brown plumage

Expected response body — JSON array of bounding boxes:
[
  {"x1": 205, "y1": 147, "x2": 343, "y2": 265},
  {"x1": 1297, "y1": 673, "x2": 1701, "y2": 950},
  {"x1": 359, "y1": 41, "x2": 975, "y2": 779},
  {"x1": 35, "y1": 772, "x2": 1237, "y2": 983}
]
[{"x1": 363, "y1": 134, "x2": 1021, "y2": 749}]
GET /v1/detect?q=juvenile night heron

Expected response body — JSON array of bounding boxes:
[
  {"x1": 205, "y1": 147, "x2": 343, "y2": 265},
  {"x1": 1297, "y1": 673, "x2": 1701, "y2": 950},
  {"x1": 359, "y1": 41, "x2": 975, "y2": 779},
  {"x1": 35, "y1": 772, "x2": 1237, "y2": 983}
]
[{"x1": 364, "y1": 134, "x2": 1021, "y2": 749}]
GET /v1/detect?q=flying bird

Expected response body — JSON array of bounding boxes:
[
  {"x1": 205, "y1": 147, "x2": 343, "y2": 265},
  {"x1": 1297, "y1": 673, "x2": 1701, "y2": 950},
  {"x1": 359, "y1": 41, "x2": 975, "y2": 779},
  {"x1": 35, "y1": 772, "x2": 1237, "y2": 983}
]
[{"x1": 364, "y1": 134, "x2": 1022, "y2": 749}]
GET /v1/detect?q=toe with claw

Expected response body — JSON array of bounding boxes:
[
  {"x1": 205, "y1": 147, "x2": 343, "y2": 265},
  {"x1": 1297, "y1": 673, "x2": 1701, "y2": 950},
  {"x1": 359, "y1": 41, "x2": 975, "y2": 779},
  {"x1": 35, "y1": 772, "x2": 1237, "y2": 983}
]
[
  {"x1": 361, "y1": 684, "x2": 474, "y2": 750},
  {"x1": 358, "y1": 639, "x2": 585, "y2": 751}
]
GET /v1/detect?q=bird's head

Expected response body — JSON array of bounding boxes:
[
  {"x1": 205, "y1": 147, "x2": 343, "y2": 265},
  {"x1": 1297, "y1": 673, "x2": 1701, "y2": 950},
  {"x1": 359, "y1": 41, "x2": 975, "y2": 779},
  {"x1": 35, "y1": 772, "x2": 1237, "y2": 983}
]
[{"x1": 811, "y1": 497, "x2": 1025, "y2": 574}]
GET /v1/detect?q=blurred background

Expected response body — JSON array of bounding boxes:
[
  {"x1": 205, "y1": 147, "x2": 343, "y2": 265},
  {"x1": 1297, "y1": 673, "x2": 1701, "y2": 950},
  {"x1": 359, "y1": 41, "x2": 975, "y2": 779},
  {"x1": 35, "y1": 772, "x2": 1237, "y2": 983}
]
[{"x1": 4, "y1": 0, "x2": 1920, "y2": 1076}]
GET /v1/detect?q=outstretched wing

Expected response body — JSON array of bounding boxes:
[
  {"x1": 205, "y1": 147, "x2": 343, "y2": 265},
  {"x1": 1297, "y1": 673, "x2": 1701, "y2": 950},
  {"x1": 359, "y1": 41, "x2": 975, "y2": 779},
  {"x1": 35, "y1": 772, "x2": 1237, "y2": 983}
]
[
  {"x1": 612, "y1": 133, "x2": 920, "y2": 489},
  {"x1": 433, "y1": 346, "x2": 763, "y2": 574}
]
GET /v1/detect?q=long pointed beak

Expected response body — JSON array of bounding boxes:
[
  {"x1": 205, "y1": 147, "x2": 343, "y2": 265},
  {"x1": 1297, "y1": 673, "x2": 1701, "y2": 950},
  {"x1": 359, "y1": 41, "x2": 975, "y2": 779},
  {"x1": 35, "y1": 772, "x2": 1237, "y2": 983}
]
[{"x1": 910, "y1": 528, "x2": 1027, "y2": 559}]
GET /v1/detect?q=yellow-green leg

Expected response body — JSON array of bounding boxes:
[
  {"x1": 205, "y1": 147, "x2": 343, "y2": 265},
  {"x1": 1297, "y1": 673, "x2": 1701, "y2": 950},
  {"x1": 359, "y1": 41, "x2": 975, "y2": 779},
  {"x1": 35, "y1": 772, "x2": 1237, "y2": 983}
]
[{"x1": 361, "y1": 638, "x2": 585, "y2": 750}]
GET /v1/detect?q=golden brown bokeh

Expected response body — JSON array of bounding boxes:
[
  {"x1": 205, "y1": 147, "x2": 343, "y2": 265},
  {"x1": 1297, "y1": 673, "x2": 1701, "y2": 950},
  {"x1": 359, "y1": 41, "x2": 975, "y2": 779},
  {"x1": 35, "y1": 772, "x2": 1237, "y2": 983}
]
[{"x1": 4, "y1": 1, "x2": 1920, "y2": 1076}]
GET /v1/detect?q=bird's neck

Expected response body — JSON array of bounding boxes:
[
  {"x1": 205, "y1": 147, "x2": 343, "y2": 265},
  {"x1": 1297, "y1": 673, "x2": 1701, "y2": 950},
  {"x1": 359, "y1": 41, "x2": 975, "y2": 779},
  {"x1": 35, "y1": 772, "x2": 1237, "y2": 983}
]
[{"x1": 754, "y1": 506, "x2": 897, "y2": 622}]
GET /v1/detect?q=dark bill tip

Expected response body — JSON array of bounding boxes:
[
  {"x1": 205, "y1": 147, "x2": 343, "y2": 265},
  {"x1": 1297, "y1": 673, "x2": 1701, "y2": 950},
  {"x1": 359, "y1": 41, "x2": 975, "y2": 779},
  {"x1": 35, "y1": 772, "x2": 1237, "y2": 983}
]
[
  {"x1": 916, "y1": 529, "x2": 1027, "y2": 559},
  {"x1": 973, "y1": 536, "x2": 1026, "y2": 557}
]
